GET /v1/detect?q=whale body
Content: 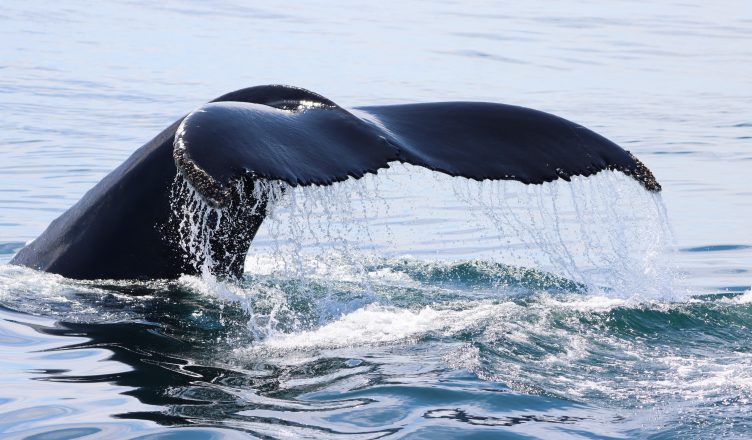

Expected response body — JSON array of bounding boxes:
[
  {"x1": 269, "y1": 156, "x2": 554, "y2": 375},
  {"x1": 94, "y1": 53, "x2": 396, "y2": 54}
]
[{"x1": 11, "y1": 85, "x2": 660, "y2": 280}]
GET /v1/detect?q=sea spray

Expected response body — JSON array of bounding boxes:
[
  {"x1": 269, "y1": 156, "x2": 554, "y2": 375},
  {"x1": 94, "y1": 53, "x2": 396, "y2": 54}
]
[{"x1": 169, "y1": 174, "x2": 294, "y2": 337}]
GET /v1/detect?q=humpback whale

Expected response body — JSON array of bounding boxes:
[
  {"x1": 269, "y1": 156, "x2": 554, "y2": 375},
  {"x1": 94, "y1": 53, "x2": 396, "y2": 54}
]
[{"x1": 10, "y1": 85, "x2": 661, "y2": 280}]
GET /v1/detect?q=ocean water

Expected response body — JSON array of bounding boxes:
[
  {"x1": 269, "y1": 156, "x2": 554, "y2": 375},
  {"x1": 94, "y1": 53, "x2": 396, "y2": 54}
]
[{"x1": 1, "y1": 1, "x2": 751, "y2": 438}]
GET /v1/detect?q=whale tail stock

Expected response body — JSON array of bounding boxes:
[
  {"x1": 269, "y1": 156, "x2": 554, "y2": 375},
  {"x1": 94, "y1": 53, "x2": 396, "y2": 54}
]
[{"x1": 11, "y1": 85, "x2": 661, "y2": 281}]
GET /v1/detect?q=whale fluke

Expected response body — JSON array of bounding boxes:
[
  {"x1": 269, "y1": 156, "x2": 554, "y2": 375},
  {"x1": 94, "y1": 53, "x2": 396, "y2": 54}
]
[
  {"x1": 357, "y1": 103, "x2": 660, "y2": 191},
  {"x1": 176, "y1": 91, "x2": 659, "y2": 207}
]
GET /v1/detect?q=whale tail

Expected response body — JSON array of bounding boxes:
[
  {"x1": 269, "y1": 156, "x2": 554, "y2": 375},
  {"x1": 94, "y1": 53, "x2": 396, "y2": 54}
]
[
  {"x1": 175, "y1": 85, "x2": 659, "y2": 208},
  {"x1": 11, "y1": 85, "x2": 661, "y2": 281}
]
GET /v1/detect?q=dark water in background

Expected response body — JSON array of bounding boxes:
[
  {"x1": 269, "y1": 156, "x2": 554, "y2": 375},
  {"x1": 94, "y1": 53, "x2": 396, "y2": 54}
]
[{"x1": 1, "y1": 1, "x2": 751, "y2": 438}]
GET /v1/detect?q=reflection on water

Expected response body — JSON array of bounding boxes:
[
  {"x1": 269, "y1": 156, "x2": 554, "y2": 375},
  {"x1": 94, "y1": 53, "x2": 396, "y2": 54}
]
[{"x1": 1, "y1": 0, "x2": 750, "y2": 438}]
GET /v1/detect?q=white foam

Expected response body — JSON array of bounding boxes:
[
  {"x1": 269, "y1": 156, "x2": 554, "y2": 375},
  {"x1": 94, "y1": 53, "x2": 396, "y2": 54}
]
[
  {"x1": 727, "y1": 288, "x2": 752, "y2": 304},
  {"x1": 246, "y1": 292, "x2": 647, "y2": 353},
  {"x1": 0, "y1": 265, "x2": 149, "y2": 321},
  {"x1": 177, "y1": 273, "x2": 295, "y2": 339},
  {"x1": 253, "y1": 301, "x2": 505, "y2": 350}
]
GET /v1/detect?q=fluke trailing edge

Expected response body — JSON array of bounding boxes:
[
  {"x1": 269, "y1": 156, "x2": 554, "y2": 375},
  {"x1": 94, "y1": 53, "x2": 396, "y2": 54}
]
[{"x1": 11, "y1": 85, "x2": 661, "y2": 280}]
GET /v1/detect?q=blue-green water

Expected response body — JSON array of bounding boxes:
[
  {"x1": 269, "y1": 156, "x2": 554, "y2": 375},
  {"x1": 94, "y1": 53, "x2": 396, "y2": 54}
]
[{"x1": 1, "y1": 1, "x2": 750, "y2": 438}]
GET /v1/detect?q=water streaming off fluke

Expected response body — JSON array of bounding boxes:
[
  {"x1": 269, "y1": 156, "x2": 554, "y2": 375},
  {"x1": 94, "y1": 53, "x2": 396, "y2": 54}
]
[{"x1": 170, "y1": 165, "x2": 674, "y2": 300}]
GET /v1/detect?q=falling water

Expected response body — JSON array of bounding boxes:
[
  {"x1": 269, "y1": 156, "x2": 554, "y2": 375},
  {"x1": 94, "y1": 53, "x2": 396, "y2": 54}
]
[
  {"x1": 169, "y1": 173, "x2": 285, "y2": 277},
  {"x1": 451, "y1": 171, "x2": 675, "y2": 296},
  {"x1": 215, "y1": 165, "x2": 675, "y2": 297},
  {"x1": 162, "y1": 165, "x2": 677, "y2": 344}
]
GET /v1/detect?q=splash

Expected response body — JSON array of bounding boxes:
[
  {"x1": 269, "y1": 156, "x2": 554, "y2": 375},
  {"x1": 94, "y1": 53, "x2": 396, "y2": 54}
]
[
  {"x1": 252, "y1": 301, "x2": 505, "y2": 351},
  {"x1": 233, "y1": 290, "x2": 752, "y2": 433},
  {"x1": 164, "y1": 164, "x2": 677, "y2": 344}
]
